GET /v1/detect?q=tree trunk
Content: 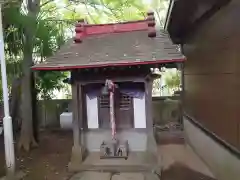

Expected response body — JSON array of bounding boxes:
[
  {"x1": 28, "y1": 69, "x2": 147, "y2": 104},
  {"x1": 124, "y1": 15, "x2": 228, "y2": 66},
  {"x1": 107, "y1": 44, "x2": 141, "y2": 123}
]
[
  {"x1": 9, "y1": 77, "x2": 22, "y2": 138},
  {"x1": 18, "y1": 0, "x2": 40, "y2": 151},
  {"x1": 31, "y1": 73, "x2": 39, "y2": 142},
  {"x1": 18, "y1": 29, "x2": 38, "y2": 151}
]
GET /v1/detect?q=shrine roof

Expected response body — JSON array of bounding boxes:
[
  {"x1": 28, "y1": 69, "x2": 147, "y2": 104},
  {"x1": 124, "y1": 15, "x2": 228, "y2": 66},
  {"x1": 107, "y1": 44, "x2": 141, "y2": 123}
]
[{"x1": 32, "y1": 14, "x2": 185, "y2": 71}]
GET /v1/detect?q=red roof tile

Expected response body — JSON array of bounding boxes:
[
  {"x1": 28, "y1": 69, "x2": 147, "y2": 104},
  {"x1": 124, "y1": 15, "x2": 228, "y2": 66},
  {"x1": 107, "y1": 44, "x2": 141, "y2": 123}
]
[{"x1": 32, "y1": 14, "x2": 184, "y2": 71}]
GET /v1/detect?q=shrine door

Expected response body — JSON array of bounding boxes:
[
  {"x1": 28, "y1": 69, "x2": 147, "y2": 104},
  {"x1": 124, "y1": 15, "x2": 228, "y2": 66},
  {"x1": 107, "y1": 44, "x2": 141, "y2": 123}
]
[{"x1": 98, "y1": 93, "x2": 134, "y2": 129}]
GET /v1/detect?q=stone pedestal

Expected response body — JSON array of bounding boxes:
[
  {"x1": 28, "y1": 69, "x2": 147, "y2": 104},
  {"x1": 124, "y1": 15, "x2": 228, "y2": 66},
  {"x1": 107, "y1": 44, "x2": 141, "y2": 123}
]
[{"x1": 68, "y1": 145, "x2": 84, "y2": 171}]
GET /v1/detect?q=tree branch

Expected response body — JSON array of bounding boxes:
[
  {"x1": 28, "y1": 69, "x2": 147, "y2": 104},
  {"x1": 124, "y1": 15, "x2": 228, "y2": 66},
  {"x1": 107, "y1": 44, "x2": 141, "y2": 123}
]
[
  {"x1": 84, "y1": 0, "x2": 97, "y2": 24},
  {"x1": 40, "y1": 0, "x2": 54, "y2": 8}
]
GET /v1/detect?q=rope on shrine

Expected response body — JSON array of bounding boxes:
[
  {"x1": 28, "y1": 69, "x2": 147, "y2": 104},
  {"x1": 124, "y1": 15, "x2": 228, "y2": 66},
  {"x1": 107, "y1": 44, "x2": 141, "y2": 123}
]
[{"x1": 105, "y1": 79, "x2": 117, "y2": 140}]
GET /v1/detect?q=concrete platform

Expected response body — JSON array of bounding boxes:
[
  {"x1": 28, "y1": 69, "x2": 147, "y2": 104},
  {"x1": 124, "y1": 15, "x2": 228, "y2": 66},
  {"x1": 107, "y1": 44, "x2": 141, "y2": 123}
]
[
  {"x1": 69, "y1": 172, "x2": 160, "y2": 180},
  {"x1": 83, "y1": 152, "x2": 158, "y2": 166},
  {"x1": 69, "y1": 151, "x2": 161, "y2": 173},
  {"x1": 70, "y1": 172, "x2": 112, "y2": 180}
]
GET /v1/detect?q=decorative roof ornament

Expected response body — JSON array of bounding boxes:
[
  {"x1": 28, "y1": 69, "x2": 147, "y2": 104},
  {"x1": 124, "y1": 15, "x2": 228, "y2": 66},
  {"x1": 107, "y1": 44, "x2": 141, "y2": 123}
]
[
  {"x1": 150, "y1": 67, "x2": 161, "y2": 79},
  {"x1": 74, "y1": 19, "x2": 85, "y2": 43},
  {"x1": 147, "y1": 11, "x2": 157, "y2": 38}
]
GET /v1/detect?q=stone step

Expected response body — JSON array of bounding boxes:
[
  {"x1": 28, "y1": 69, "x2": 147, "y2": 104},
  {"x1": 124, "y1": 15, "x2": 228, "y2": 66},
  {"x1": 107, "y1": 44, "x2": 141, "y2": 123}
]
[
  {"x1": 71, "y1": 164, "x2": 159, "y2": 173},
  {"x1": 70, "y1": 172, "x2": 160, "y2": 180}
]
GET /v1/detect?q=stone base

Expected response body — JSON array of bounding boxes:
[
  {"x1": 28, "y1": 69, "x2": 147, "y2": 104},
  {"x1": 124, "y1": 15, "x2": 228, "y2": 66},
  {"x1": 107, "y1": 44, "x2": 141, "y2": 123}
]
[
  {"x1": 111, "y1": 173, "x2": 144, "y2": 180},
  {"x1": 111, "y1": 172, "x2": 160, "y2": 180},
  {"x1": 70, "y1": 172, "x2": 112, "y2": 180},
  {"x1": 100, "y1": 139, "x2": 129, "y2": 159},
  {"x1": 68, "y1": 145, "x2": 85, "y2": 171},
  {"x1": 69, "y1": 172, "x2": 160, "y2": 180}
]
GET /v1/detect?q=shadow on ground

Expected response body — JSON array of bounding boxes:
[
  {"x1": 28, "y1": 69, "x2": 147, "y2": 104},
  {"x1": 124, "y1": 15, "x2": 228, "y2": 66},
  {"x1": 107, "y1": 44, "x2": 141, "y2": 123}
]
[{"x1": 162, "y1": 162, "x2": 216, "y2": 180}]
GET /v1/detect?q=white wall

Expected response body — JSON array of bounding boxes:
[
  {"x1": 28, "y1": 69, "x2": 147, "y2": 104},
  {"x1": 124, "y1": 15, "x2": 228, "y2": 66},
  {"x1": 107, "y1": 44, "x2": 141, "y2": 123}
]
[
  {"x1": 133, "y1": 95, "x2": 146, "y2": 128},
  {"x1": 86, "y1": 94, "x2": 99, "y2": 129},
  {"x1": 184, "y1": 118, "x2": 240, "y2": 180}
]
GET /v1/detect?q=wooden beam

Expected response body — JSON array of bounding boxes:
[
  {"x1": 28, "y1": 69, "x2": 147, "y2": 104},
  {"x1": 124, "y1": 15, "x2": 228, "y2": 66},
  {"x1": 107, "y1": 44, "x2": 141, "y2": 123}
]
[
  {"x1": 72, "y1": 82, "x2": 80, "y2": 146},
  {"x1": 145, "y1": 79, "x2": 153, "y2": 132},
  {"x1": 79, "y1": 77, "x2": 146, "y2": 85},
  {"x1": 78, "y1": 83, "x2": 85, "y2": 144},
  {"x1": 69, "y1": 81, "x2": 84, "y2": 167}
]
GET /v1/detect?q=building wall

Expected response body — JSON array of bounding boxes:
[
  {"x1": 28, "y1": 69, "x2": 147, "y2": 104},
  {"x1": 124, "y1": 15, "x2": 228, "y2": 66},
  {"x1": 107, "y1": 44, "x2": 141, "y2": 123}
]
[
  {"x1": 183, "y1": 0, "x2": 240, "y2": 151},
  {"x1": 152, "y1": 97, "x2": 181, "y2": 126},
  {"x1": 37, "y1": 99, "x2": 70, "y2": 128},
  {"x1": 37, "y1": 97, "x2": 181, "y2": 129},
  {"x1": 182, "y1": 0, "x2": 240, "y2": 179}
]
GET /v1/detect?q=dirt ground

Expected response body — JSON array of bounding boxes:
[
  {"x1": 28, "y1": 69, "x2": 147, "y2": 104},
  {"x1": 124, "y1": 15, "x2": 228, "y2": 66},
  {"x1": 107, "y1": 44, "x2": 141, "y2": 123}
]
[
  {"x1": 0, "y1": 130, "x2": 217, "y2": 180},
  {"x1": 0, "y1": 131, "x2": 74, "y2": 180}
]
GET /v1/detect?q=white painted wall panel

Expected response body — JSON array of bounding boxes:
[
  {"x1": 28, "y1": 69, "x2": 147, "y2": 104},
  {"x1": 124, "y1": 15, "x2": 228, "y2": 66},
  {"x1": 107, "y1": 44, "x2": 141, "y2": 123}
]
[
  {"x1": 86, "y1": 94, "x2": 99, "y2": 129},
  {"x1": 133, "y1": 95, "x2": 146, "y2": 128}
]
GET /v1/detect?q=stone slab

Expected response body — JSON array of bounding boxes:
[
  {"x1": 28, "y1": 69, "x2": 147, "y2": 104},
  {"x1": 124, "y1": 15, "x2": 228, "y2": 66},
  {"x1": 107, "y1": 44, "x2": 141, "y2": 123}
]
[
  {"x1": 144, "y1": 173, "x2": 161, "y2": 180},
  {"x1": 111, "y1": 173, "x2": 144, "y2": 180},
  {"x1": 70, "y1": 172, "x2": 111, "y2": 180},
  {"x1": 69, "y1": 172, "x2": 161, "y2": 180}
]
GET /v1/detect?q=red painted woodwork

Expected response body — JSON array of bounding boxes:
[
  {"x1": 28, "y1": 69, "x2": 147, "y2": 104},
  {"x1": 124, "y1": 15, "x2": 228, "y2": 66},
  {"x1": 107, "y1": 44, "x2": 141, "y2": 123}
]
[
  {"x1": 32, "y1": 59, "x2": 185, "y2": 71},
  {"x1": 74, "y1": 12, "x2": 157, "y2": 42}
]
